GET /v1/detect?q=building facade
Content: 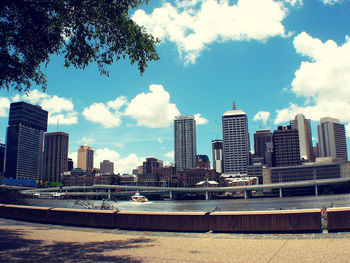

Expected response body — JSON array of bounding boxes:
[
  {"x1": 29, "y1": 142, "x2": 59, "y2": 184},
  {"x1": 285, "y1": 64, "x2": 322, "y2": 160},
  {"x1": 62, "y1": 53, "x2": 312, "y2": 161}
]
[
  {"x1": 253, "y1": 130, "x2": 273, "y2": 160},
  {"x1": 100, "y1": 160, "x2": 114, "y2": 174},
  {"x1": 43, "y1": 132, "x2": 69, "y2": 182},
  {"x1": 272, "y1": 125, "x2": 301, "y2": 167},
  {"x1": 222, "y1": 103, "x2": 250, "y2": 174},
  {"x1": 174, "y1": 116, "x2": 197, "y2": 172},
  {"x1": 0, "y1": 143, "x2": 5, "y2": 175},
  {"x1": 290, "y1": 114, "x2": 314, "y2": 161},
  {"x1": 317, "y1": 117, "x2": 348, "y2": 161},
  {"x1": 77, "y1": 145, "x2": 94, "y2": 172},
  {"x1": 212, "y1": 140, "x2": 223, "y2": 173},
  {"x1": 5, "y1": 102, "x2": 48, "y2": 180},
  {"x1": 196, "y1": 155, "x2": 210, "y2": 169}
]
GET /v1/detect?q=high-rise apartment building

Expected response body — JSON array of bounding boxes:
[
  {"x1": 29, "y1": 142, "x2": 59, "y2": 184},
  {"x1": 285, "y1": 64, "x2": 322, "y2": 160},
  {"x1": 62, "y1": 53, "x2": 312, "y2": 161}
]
[
  {"x1": 174, "y1": 116, "x2": 197, "y2": 172},
  {"x1": 5, "y1": 102, "x2": 48, "y2": 180},
  {"x1": 253, "y1": 130, "x2": 273, "y2": 160},
  {"x1": 100, "y1": 160, "x2": 114, "y2": 174},
  {"x1": 212, "y1": 140, "x2": 223, "y2": 173},
  {"x1": 43, "y1": 132, "x2": 69, "y2": 182},
  {"x1": 78, "y1": 145, "x2": 94, "y2": 172},
  {"x1": 272, "y1": 125, "x2": 301, "y2": 167},
  {"x1": 290, "y1": 114, "x2": 314, "y2": 161},
  {"x1": 142, "y1": 157, "x2": 163, "y2": 174},
  {"x1": 222, "y1": 103, "x2": 250, "y2": 174},
  {"x1": 317, "y1": 117, "x2": 348, "y2": 161}
]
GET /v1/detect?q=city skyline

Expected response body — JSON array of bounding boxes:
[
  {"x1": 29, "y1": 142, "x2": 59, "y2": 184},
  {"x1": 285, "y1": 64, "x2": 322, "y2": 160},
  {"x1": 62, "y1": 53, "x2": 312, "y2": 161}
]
[{"x1": 1, "y1": 0, "x2": 350, "y2": 174}]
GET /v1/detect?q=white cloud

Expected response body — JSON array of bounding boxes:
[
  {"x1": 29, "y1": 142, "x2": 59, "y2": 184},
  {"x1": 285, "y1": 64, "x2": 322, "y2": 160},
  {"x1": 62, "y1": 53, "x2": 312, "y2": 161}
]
[
  {"x1": 194, "y1": 113, "x2": 208, "y2": 125},
  {"x1": 157, "y1": 137, "x2": 163, "y2": 143},
  {"x1": 82, "y1": 96, "x2": 126, "y2": 128},
  {"x1": 346, "y1": 124, "x2": 350, "y2": 138},
  {"x1": 1, "y1": 89, "x2": 77, "y2": 125},
  {"x1": 80, "y1": 136, "x2": 95, "y2": 145},
  {"x1": 124, "y1": 84, "x2": 180, "y2": 128},
  {"x1": 164, "y1": 150, "x2": 174, "y2": 160},
  {"x1": 94, "y1": 148, "x2": 142, "y2": 174},
  {"x1": 253, "y1": 111, "x2": 270, "y2": 126},
  {"x1": 321, "y1": 0, "x2": 343, "y2": 5},
  {"x1": 275, "y1": 32, "x2": 350, "y2": 126},
  {"x1": 132, "y1": 0, "x2": 288, "y2": 64},
  {"x1": 0, "y1": 97, "x2": 10, "y2": 117}
]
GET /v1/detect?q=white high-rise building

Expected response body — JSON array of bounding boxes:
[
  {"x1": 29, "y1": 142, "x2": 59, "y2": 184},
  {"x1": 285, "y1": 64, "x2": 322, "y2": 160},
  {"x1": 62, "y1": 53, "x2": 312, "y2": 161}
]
[
  {"x1": 317, "y1": 117, "x2": 347, "y2": 161},
  {"x1": 290, "y1": 114, "x2": 313, "y2": 161},
  {"x1": 212, "y1": 140, "x2": 223, "y2": 173},
  {"x1": 222, "y1": 103, "x2": 250, "y2": 174},
  {"x1": 174, "y1": 116, "x2": 197, "y2": 172}
]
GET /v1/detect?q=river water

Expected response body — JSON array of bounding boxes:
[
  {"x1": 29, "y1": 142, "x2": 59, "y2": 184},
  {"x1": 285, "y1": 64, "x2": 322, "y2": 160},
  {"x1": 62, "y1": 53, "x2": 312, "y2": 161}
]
[{"x1": 26, "y1": 193, "x2": 350, "y2": 212}]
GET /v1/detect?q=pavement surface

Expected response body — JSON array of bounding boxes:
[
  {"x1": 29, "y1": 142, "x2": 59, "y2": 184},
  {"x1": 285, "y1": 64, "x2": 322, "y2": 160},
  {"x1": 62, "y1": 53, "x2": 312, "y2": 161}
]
[{"x1": 1, "y1": 218, "x2": 350, "y2": 262}]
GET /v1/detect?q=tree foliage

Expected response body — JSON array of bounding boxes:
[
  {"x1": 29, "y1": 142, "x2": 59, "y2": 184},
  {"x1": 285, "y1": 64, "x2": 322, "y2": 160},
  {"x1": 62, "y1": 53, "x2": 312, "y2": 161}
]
[{"x1": 0, "y1": 0, "x2": 159, "y2": 92}]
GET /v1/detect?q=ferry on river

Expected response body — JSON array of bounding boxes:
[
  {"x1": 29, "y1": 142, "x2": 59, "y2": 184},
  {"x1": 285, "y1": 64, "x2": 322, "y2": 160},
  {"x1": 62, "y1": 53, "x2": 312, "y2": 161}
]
[{"x1": 131, "y1": 191, "x2": 148, "y2": 202}]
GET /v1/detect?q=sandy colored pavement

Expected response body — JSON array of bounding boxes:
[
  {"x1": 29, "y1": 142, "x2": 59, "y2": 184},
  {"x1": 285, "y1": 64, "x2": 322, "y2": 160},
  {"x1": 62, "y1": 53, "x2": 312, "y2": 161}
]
[{"x1": 1, "y1": 218, "x2": 350, "y2": 262}]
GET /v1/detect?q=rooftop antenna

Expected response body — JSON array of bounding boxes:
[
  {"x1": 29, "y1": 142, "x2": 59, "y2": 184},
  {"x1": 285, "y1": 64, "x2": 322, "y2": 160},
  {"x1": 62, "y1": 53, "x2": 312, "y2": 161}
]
[{"x1": 232, "y1": 101, "x2": 236, "y2": 110}]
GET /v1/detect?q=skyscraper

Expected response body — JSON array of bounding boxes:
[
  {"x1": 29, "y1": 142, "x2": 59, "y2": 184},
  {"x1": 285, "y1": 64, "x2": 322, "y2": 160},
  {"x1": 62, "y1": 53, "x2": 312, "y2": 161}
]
[
  {"x1": 0, "y1": 142, "x2": 5, "y2": 174},
  {"x1": 174, "y1": 116, "x2": 197, "y2": 172},
  {"x1": 317, "y1": 117, "x2": 348, "y2": 161},
  {"x1": 5, "y1": 101, "x2": 48, "y2": 180},
  {"x1": 43, "y1": 132, "x2": 69, "y2": 182},
  {"x1": 272, "y1": 125, "x2": 301, "y2": 167},
  {"x1": 212, "y1": 140, "x2": 223, "y2": 173},
  {"x1": 222, "y1": 103, "x2": 250, "y2": 174},
  {"x1": 290, "y1": 114, "x2": 314, "y2": 161},
  {"x1": 253, "y1": 130, "x2": 273, "y2": 160},
  {"x1": 78, "y1": 145, "x2": 94, "y2": 172},
  {"x1": 100, "y1": 160, "x2": 114, "y2": 174}
]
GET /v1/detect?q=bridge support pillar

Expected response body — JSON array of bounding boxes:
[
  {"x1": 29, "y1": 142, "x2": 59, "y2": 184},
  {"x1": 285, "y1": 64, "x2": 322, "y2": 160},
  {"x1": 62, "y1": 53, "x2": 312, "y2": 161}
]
[
  {"x1": 315, "y1": 185, "x2": 318, "y2": 196},
  {"x1": 108, "y1": 189, "x2": 111, "y2": 199},
  {"x1": 244, "y1": 190, "x2": 248, "y2": 199},
  {"x1": 279, "y1": 188, "x2": 283, "y2": 198},
  {"x1": 169, "y1": 191, "x2": 173, "y2": 200},
  {"x1": 205, "y1": 191, "x2": 209, "y2": 200}
]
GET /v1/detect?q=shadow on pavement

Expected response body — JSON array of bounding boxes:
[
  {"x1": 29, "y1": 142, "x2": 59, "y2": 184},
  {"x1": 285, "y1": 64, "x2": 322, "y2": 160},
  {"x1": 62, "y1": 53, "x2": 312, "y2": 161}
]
[{"x1": 0, "y1": 229, "x2": 153, "y2": 262}]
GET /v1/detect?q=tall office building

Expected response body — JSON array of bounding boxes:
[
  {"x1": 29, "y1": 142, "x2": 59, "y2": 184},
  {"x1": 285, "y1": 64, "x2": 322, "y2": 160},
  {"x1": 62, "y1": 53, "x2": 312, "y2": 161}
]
[
  {"x1": 78, "y1": 145, "x2": 94, "y2": 172},
  {"x1": 174, "y1": 116, "x2": 197, "y2": 172},
  {"x1": 272, "y1": 125, "x2": 301, "y2": 167},
  {"x1": 100, "y1": 160, "x2": 114, "y2": 174},
  {"x1": 196, "y1": 155, "x2": 210, "y2": 169},
  {"x1": 0, "y1": 143, "x2": 5, "y2": 174},
  {"x1": 222, "y1": 103, "x2": 250, "y2": 174},
  {"x1": 5, "y1": 102, "x2": 48, "y2": 180},
  {"x1": 290, "y1": 114, "x2": 314, "y2": 161},
  {"x1": 43, "y1": 132, "x2": 69, "y2": 182},
  {"x1": 317, "y1": 117, "x2": 348, "y2": 161},
  {"x1": 212, "y1": 140, "x2": 223, "y2": 173},
  {"x1": 254, "y1": 130, "x2": 273, "y2": 159}
]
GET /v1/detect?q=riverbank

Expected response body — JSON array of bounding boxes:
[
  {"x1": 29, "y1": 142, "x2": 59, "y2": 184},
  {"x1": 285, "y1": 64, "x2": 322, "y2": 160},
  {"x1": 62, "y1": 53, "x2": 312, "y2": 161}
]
[{"x1": 1, "y1": 218, "x2": 350, "y2": 262}]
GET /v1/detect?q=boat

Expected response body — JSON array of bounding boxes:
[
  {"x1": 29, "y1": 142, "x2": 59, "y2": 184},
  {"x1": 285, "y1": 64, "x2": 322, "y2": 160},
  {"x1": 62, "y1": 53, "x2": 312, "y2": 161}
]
[{"x1": 131, "y1": 191, "x2": 148, "y2": 202}]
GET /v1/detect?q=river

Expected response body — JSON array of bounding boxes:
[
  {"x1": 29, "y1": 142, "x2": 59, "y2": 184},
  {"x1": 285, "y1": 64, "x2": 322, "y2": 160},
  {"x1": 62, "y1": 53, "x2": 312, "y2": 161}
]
[{"x1": 26, "y1": 193, "x2": 350, "y2": 212}]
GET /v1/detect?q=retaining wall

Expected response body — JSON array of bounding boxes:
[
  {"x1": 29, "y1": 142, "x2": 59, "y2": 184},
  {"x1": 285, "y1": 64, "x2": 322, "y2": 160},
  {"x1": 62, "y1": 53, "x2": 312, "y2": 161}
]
[
  {"x1": 0, "y1": 204, "x2": 326, "y2": 233},
  {"x1": 327, "y1": 207, "x2": 350, "y2": 232},
  {"x1": 209, "y1": 209, "x2": 322, "y2": 233}
]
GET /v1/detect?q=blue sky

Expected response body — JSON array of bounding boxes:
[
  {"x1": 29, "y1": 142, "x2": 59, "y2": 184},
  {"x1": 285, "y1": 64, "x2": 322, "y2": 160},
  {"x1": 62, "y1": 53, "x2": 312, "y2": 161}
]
[{"x1": 1, "y1": 0, "x2": 350, "y2": 174}]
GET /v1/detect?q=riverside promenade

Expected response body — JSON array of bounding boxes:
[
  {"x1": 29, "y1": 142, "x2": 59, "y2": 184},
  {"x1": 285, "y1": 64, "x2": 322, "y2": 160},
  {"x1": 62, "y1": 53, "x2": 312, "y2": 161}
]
[{"x1": 1, "y1": 218, "x2": 350, "y2": 262}]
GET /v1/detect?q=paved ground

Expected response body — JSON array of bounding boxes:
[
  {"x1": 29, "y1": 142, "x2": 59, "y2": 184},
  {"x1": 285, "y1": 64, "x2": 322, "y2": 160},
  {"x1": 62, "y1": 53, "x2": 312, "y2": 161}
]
[{"x1": 1, "y1": 218, "x2": 350, "y2": 262}]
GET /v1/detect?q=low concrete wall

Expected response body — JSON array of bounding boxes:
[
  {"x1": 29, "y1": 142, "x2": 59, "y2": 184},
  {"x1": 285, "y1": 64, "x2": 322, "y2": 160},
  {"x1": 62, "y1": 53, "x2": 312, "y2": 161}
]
[
  {"x1": 49, "y1": 208, "x2": 117, "y2": 228},
  {"x1": 210, "y1": 209, "x2": 322, "y2": 233},
  {"x1": 0, "y1": 204, "x2": 51, "y2": 223},
  {"x1": 0, "y1": 204, "x2": 325, "y2": 233},
  {"x1": 115, "y1": 211, "x2": 210, "y2": 232},
  {"x1": 327, "y1": 207, "x2": 350, "y2": 232}
]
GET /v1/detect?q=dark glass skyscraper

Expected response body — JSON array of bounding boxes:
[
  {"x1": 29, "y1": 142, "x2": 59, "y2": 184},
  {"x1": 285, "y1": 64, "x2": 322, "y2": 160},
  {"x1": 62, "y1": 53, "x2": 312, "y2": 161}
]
[
  {"x1": 5, "y1": 102, "x2": 48, "y2": 180},
  {"x1": 43, "y1": 132, "x2": 69, "y2": 182}
]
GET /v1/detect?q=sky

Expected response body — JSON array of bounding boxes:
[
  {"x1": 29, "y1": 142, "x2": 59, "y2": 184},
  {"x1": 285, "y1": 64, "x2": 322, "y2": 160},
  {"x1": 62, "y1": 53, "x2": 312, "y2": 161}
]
[{"x1": 1, "y1": 0, "x2": 350, "y2": 174}]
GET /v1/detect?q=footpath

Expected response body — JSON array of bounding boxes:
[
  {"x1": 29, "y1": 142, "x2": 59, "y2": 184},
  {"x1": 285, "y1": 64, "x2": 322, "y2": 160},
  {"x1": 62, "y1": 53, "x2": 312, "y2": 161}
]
[{"x1": 1, "y1": 218, "x2": 350, "y2": 262}]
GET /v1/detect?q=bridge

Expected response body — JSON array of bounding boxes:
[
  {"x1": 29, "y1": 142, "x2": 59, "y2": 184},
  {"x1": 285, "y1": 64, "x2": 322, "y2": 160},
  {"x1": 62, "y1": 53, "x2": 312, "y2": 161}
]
[{"x1": 21, "y1": 177, "x2": 350, "y2": 200}]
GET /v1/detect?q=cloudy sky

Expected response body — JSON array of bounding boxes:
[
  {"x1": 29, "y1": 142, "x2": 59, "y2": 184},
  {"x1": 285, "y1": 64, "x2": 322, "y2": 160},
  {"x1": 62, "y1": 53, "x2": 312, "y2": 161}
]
[{"x1": 1, "y1": 0, "x2": 350, "y2": 174}]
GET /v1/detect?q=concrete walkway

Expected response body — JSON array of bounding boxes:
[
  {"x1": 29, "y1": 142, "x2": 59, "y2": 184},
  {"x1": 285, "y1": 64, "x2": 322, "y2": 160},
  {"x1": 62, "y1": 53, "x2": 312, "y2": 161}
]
[{"x1": 1, "y1": 218, "x2": 350, "y2": 262}]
